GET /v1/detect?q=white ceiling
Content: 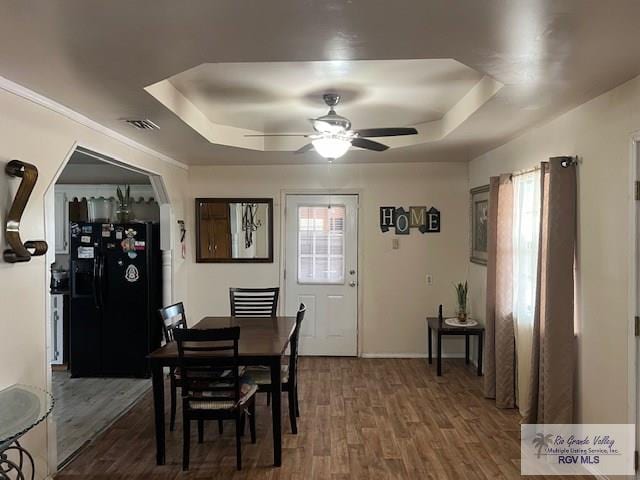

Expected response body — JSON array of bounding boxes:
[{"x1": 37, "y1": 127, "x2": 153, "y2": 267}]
[
  {"x1": 1, "y1": 1, "x2": 639, "y2": 165},
  {"x1": 166, "y1": 59, "x2": 482, "y2": 132},
  {"x1": 147, "y1": 58, "x2": 497, "y2": 152}
]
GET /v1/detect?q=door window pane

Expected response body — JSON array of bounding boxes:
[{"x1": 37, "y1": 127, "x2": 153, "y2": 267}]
[{"x1": 297, "y1": 205, "x2": 345, "y2": 284}]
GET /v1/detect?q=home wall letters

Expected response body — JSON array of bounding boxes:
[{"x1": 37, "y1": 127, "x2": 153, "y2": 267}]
[{"x1": 379, "y1": 206, "x2": 440, "y2": 234}]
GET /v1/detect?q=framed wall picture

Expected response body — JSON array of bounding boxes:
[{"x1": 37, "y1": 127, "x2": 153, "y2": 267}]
[{"x1": 470, "y1": 185, "x2": 490, "y2": 265}]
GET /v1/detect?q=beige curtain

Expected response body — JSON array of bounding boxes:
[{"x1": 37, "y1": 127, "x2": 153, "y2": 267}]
[
  {"x1": 524, "y1": 159, "x2": 576, "y2": 424},
  {"x1": 483, "y1": 174, "x2": 516, "y2": 408}
]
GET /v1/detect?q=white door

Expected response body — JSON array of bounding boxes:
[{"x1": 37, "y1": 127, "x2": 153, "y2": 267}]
[{"x1": 284, "y1": 194, "x2": 358, "y2": 356}]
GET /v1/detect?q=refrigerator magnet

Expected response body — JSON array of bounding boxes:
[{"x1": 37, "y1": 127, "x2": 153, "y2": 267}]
[
  {"x1": 121, "y1": 229, "x2": 138, "y2": 258},
  {"x1": 80, "y1": 235, "x2": 91, "y2": 244},
  {"x1": 124, "y1": 264, "x2": 140, "y2": 283},
  {"x1": 77, "y1": 246, "x2": 94, "y2": 259},
  {"x1": 81, "y1": 225, "x2": 92, "y2": 234},
  {"x1": 101, "y1": 224, "x2": 113, "y2": 237},
  {"x1": 134, "y1": 241, "x2": 145, "y2": 251}
]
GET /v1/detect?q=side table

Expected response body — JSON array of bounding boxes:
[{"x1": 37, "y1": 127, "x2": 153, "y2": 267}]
[{"x1": 426, "y1": 317, "x2": 484, "y2": 376}]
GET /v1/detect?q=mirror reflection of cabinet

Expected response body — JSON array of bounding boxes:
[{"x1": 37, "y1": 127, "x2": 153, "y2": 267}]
[{"x1": 195, "y1": 198, "x2": 273, "y2": 263}]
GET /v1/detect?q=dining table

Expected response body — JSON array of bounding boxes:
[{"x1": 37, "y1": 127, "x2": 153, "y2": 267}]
[{"x1": 148, "y1": 315, "x2": 297, "y2": 467}]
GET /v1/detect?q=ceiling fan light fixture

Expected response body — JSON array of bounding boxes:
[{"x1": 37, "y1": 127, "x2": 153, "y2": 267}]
[{"x1": 312, "y1": 137, "x2": 351, "y2": 160}]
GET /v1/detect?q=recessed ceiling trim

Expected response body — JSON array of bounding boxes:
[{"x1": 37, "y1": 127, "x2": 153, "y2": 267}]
[
  {"x1": 144, "y1": 61, "x2": 502, "y2": 153},
  {"x1": 382, "y1": 75, "x2": 504, "y2": 149},
  {"x1": 0, "y1": 75, "x2": 188, "y2": 170},
  {"x1": 145, "y1": 79, "x2": 266, "y2": 150}
]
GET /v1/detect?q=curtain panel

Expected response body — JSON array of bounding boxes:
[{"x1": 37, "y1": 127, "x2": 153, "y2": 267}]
[
  {"x1": 483, "y1": 174, "x2": 516, "y2": 408},
  {"x1": 525, "y1": 159, "x2": 577, "y2": 424}
]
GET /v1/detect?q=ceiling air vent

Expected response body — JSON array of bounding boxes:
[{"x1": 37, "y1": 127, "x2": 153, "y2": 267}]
[{"x1": 123, "y1": 119, "x2": 160, "y2": 130}]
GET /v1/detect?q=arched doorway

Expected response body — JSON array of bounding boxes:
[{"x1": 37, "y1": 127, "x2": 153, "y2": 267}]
[{"x1": 43, "y1": 145, "x2": 175, "y2": 470}]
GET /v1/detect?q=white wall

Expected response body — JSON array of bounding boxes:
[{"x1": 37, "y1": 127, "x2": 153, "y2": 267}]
[
  {"x1": 468, "y1": 74, "x2": 640, "y2": 424},
  {"x1": 186, "y1": 162, "x2": 470, "y2": 356},
  {"x1": 0, "y1": 84, "x2": 188, "y2": 478}
]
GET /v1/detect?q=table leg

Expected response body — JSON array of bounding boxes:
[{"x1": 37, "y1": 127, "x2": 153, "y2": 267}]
[
  {"x1": 465, "y1": 334, "x2": 470, "y2": 364},
  {"x1": 152, "y1": 363, "x2": 165, "y2": 465},
  {"x1": 477, "y1": 333, "x2": 484, "y2": 376},
  {"x1": 0, "y1": 441, "x2": 35, "y2": 480},
  {"x1": 270, "y1": 357, "x2": 282, "y2": 467},
  {"x1": 436, "y1": 333, "x2": 442, "y2": 376},
  {"x1": 428, "y1": 326, "x2": 432, "y2": 364}
]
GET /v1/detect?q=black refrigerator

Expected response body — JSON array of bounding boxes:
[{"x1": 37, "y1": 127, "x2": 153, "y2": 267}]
[{"x1": 69, "y1": 222, "x2": 162, "y2": 378}]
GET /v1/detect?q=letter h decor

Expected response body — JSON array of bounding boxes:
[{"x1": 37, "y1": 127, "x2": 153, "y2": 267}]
[{"x1": 3, "y1": 160, "x2": 48, "y2": 263}]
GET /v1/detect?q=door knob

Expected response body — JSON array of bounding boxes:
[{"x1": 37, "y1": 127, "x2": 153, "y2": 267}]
[{"x1": 349, "y1": 280, "x2": 356, "y2": 287}]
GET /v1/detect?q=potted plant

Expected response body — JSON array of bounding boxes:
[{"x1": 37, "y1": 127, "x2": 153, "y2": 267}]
[
  {"x1": 454, "y1": 281, "x2": 468, "y2": 323},
  {"x1": 116, "y1": 185, "x2": 131, "y2": 223}
]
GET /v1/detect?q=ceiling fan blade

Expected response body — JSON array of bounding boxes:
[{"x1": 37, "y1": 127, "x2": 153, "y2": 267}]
[
  {"x1": 244, "y1": 134, "x2": 309, "y2": 137},
  {"x1": 354, "y1": 127, "x2": 418, "y2": 138},
  {"x1": 294, "y1": 143, "x2": 315, "y2": 154},
  {"x1": 351, "y1": 137, "x2": 389, "y2": 152}
]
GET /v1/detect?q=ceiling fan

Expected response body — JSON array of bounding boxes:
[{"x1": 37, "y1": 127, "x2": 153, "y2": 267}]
[{"x1": 246, "y1": 93, "x2": 418, "y2": 161}]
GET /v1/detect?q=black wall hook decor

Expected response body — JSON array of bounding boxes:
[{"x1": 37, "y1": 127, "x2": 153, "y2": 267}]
[{"x1": 3, "y1": 160, "x2": 48, "y2": 263}]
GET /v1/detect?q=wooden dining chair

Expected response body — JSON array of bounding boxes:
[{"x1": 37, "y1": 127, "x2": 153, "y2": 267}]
[
  {"x1": 174, "y1": 327, "x2": 257, "y2": 471},
  {"x1": 244, "y1": 303, "x2": 306, "y2": 434},
  {"x1": 158, "y1": 302, "x2": 224, "y2": 434},
  {"x1": 158, "y1": 302, "x2": 187, "y2": 432},
  {"x1": 229, "y1": 287, "x2": 279, "y2": 317}
]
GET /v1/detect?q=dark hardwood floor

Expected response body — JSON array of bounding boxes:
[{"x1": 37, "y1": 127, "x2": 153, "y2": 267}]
[{"x1": 55, "y1": 357, "x2": 587, "y2": 479}]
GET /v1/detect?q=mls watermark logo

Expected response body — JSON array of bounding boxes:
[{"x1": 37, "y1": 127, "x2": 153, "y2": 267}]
[
  {"x1": 521, "y1": 424, "x2": 634, "y2": 476},
  {"x1": 532, "y1": 433, "x2": 553, "y2": 459}
]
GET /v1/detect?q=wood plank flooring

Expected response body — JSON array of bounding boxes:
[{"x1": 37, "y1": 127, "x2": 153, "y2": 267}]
[
  {"x1": 55, "y1": 358, "x2": 590, "y2": 479},
  {"x1": 52, "y1": 371, "x2": 151, "y2": 466}
]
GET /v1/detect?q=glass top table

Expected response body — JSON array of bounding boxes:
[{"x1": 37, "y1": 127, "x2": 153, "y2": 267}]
[{"x1": 0, "y1": 384, "x2": 54, "y2": 450}]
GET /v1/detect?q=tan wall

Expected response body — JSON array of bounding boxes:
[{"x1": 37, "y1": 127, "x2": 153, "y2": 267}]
[
  {"x1": 186, "y1": 162, "x2": 470, "y2": 356},
  {"x1": 468, "y1": 74, "x2": 640, "y2": 424},
  {"x1": 0, "y1": 86, "x2": 188, "y2": 478}
]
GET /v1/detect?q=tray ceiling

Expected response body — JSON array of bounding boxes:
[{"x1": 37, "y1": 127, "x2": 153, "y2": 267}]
[
  {"x1": 145, "y1": 59, "x2": 500, "y2": 152},
  {"x1": 0, "y1": 1, "x2": 639, "y2": 164}
]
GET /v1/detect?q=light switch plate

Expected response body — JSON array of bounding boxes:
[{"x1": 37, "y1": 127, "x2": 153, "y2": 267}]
[
  {"x1": 392, "y1": 238, "x2": 400, "y2": 249},
  {"x1": 426, "y1": 274, "x2": 433, "y2": 285}
]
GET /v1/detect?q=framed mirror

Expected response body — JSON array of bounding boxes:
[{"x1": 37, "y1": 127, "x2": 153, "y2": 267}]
[{"x1": 195, "y1": 198, "x2": 273, "y2": 263}]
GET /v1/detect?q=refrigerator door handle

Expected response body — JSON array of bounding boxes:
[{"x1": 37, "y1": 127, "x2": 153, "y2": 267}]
[
  {"x1": 99, "y1": 253, "x2": 106, "y2": 306},
  {"x1": 93, "y1": 255, "x2": 101, "y2": 309}
]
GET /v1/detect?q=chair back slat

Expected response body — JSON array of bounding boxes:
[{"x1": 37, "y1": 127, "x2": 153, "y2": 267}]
[
  {"x1": 174, "y1": 327, "x2": 241, "y2": 405},
  {"x1": 230, "y1": 287, "x2": 279, "y2": 317},
  {"x1": 158, "y1": 302, "x2": 187, "y2": 343},
  {"x1": 288, "y1": 303, "x2": 306, "y2": 388}
]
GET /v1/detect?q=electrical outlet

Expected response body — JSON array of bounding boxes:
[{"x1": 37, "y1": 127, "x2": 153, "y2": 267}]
[
  {"x1": 426, "y1": 274, "x2": 433, "y2": 286},
  {"x1": 392, "y1": 238, "x2": 400, "y2": 250}
]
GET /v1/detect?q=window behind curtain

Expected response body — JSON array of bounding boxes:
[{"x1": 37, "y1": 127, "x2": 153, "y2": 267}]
[
  {"x1": 512, "y1": 170, "x2": 541, "y2": 413},
  {"x1": 513, "y1": 171, "x2": 541, "y2": 325}
]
